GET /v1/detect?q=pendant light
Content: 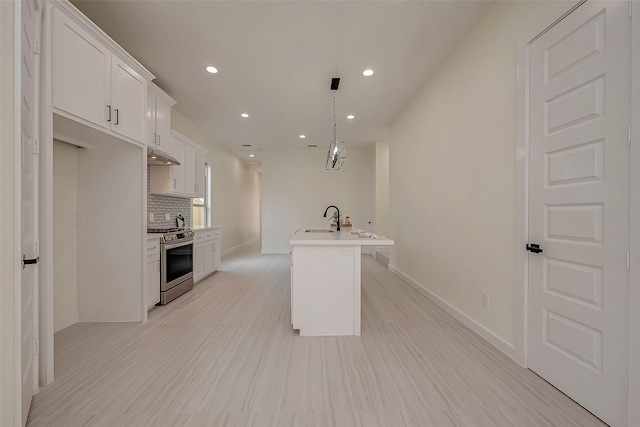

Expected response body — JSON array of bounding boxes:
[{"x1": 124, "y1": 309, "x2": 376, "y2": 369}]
[{"x1": 326, "y1": 77, "x2": 346, "y2": 170}]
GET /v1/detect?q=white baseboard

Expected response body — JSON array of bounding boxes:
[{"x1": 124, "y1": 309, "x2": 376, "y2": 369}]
[
  {"x1": 222, "y1": 237, "x2": 261, "y2": 257},
  {"x1": 54, "y1": 313, "x2": 79, "y2": 333},
  {"x1": 388, "y1": 264, "x2": 519, "y2": 364}
]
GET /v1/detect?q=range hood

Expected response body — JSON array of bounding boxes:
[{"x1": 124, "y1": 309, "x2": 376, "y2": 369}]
[{"x1": 147, "y1": 149, "x2": 180, "y2": 166}]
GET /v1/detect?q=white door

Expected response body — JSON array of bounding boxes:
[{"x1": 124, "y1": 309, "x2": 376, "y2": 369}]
[
  {"x1": 527, "y1": 1, "x2": 630, "y2": 426},
  {"x1": 20, "y1": 0, "x2": 42, "y2": 424}
]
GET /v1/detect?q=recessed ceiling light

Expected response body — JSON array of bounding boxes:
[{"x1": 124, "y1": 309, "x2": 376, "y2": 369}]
[
  {"x1": 206, "y1": 66, "x2": 218, "y2": 74},
  {"x1": 347, "y1": 115, "x2": 355, "y2": 120},
  {"x1": 151, "y1": 156, "x2": 157, "y2": 159},
  {"x1": 249, "y1": 154, "x2": 255, "y2": 158},
  {"x1": 363, "y1": 69, "x2": 374, "y2": 77},
  {"x1": 299, "y1": 135, "x2": 306, "y2": 139},
  {"x1": 241, "y1": 113, "x2": 249, "y2": 118}
]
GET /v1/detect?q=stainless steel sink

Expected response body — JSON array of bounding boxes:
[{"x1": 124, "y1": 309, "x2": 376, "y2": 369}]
[{"x1": 305, "y1": 229, "x2": 334, "y2": 233}]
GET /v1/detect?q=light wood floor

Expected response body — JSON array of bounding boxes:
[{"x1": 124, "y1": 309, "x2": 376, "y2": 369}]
[{"x1": 27, "y1": 243, "x2": 607, "y2": 427}]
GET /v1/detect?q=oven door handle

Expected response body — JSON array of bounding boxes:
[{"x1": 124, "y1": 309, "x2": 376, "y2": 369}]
[{"x1": 163, "y1": 240, "x2": 193, "y2": 250}]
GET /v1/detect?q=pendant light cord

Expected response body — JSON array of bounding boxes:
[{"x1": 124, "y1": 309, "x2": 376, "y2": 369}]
[{"x1": 332, "y1": 90, "x2": 337, "y2": 143}]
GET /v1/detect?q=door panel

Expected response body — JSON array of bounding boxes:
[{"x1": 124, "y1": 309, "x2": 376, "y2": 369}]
[
  {"x1": 528, "y1": 1, "x2": 630, "y2": 426},
  {"x1": 20, "y1": 0, "x2": 42, "y2": 424},
  {"x1": 52, "y1": 6, "x2": 109, "y2": 128},
  {"x1": 110, "y1": 57, "x2": 146, "y2": 142}
]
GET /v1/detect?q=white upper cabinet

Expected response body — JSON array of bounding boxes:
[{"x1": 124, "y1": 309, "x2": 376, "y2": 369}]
[
  {"x1": 185, "y1": 144, "x2": 196, "y2": 196},
  {"x1": 147, "y1": 82, "x2": 176, "y2": 155},
  {"x1": 51, "y1": 3, "x2": 153, "y2": 144},
  {"x1": 150, "y1": 130, "x2": 208, "y2": 198},
  {"x1": 110, "y1": 57, "x2": 147, "y2": 141},
  {"x1": 184, "y1": 144, "x2": 207, "y2": 197},
  {"x1": 52, "y1": 7, "x2": 110, "y2": 129},
  {"x1": 171, "y1": 137, "x2": 186, "y2": 194},
  {"x1": 195, "y1": 150, "x2": 206, "y2": 198}
]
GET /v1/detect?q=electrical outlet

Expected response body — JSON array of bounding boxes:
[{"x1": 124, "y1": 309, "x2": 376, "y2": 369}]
[
  {"x1": 149, "y1": 213, "x2": 154, "y2": 222},
  {"x1": 482, "y1": 293, "x2": 489, "y2": 309},
  {"x1": 165, "y1": 213, "x2": 170, "y2": 221}
]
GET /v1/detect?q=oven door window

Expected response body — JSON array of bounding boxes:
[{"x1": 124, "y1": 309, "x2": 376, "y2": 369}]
[{"x1": 166, "y1": 244, "x2": 193, "y2": 283}]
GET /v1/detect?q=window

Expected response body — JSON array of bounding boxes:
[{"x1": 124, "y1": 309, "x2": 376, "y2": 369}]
[{"x1": 192, "y1": 163, "x2": 210, "y2": 228}]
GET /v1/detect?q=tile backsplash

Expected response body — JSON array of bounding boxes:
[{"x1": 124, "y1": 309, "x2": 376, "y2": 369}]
[{"x1": 147, "y1": 166, "x2": 192, "y2": 228}]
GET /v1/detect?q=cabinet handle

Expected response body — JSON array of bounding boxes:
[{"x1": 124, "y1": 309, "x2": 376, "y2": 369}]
[
  {"x1": 115, "y1": 109, "x2": 119, "y2": 125},
  {"x1": 157, "y1": 134, "x2": 160, "y2": 146},
  {"x1": 107, "y1": 105, "x2": 111, "y2": 122},
  {"x1": 173, "y1": 178, "x2": 176, "y2": 189},
  {"x1": 153, "y1": 132, "x2": 157, "y2": 144}
]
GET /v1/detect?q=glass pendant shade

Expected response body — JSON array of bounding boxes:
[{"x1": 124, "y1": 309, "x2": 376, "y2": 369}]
[
  {"x1": 326, "y1": 82, "x2": 346, "y2": 170},
  {"x1": 326, "y1": 140, "x2": 346, "y2": 170}
]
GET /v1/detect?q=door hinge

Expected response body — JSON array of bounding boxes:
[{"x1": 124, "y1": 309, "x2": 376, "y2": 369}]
[
  {"x1": 33, "y1": 138, "x2": 39, "y2": 154},
  {"x1": 33, "y1": 338, "x2": 39, "y2": 354},
  {"x1": 33, "y1": 39, "x2": 40, "y2": 54}
]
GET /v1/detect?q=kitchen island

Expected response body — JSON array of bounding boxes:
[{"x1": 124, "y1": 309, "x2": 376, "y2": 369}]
[{"x1": 289, "y1": 229, "x2": 394, "y2": 336}]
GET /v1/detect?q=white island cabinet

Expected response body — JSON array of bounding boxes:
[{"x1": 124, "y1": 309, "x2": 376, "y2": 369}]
[{"x1": 289, "y1": 229, "x2": 393, "y2": 336}]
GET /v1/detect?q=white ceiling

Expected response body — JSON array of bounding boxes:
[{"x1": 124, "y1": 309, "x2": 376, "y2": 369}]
[{"x1": 71, "y1": 0, "x2": 494, "y2": 163}]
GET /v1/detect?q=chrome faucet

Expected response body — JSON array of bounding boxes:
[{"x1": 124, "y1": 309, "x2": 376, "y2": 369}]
[{"x1": 323, "y1": 205, "x2": 340, "y2": 231}]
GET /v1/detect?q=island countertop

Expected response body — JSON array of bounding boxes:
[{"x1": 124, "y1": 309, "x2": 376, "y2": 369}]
[{"x1": 289, "y1": 228, "x2": 394, "y2": 246}]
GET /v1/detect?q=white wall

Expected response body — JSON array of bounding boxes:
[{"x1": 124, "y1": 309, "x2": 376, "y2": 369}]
[
  {"x1": 171, "y1": 110, "x2": 261, "y2": 253},
  {"x1": 374, "y1": 142, "x2": 389, "y2": 238},
  {"x1": 388, "y1": 1, "x2": 561, "y2": 350},
  {"x1": 0, "y1": 1, "x2": 19, "y2": 424},
  {"x1": 53, "y1": 140, "x2": 78, "y2": 332},
  {"x1": 77, "y1": 140, "x2": 144, "y2": 322},
  {"x1": 261, "y1": 148, "x2": 373, "y2": 254}
]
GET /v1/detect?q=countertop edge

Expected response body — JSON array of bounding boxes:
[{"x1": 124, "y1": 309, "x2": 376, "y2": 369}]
[
  {"x1": 192, "y1": 225, "x2": 222, "y2": 232},
  {"x1": 289, "y1": 232, "x2": 394, "y2": 246}
]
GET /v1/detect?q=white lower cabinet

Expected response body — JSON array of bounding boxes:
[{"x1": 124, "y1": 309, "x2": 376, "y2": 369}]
[
  {"x1": 193, "y1": 240, "x2": 205, "y2": 281},
  {"x1": 146, "y1": 237, "x2": 161, "y2": 309},
  {"x1": 193, "y1": 228, "x2": 221, "y2": 283}
]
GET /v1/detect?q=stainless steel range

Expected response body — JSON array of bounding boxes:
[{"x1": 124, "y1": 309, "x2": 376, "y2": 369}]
[{"x1": 148, "y1": 228, "x2": 195, "y2": 304}]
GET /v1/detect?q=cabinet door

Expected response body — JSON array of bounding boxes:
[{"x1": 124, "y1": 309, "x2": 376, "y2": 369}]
[
  {"x1": 193, "y1": 242, "x2": 205, "y2": 282},
  {"x1": 146, "y1": 92, "x2": 156, "y2": 149},
  {"x1": 170, "y1": 138, "x2": 186, "y2": 194},
  {"x1": 185, "y1": 145, "x2": 196, "y2": 196},
  {"x1": 154, "y1": 96, "x2": 172, "y2": 155},
  {"x1": 212, "y1": 239, "x2": 221, "y2": 272},
  {"x1": 52, "y1": 7, "x2": 110, "y2": 129},
  {"x1": 203, "y1": 239, "x2": 215, "y2": 274},
  {"x1": 111, "y1": 56, "x2": 147, "y2": 142},
  {"x1": 195, "y1": 150, "x2": 206, "y2": 198},
  {"x1": 146, "y1": 259, "x2": 160, "y2": 309}
]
